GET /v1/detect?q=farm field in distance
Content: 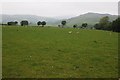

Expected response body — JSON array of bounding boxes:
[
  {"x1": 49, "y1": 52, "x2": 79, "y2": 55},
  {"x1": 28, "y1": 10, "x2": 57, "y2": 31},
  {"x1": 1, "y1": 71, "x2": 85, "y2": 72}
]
[{"x1": 2, "y1": 26, "x2": 118, "y2": 78}]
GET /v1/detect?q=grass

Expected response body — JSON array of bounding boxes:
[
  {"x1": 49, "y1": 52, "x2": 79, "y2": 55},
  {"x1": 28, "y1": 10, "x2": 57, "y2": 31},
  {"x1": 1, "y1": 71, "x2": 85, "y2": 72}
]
[
  {"x1": 2, "y1": 26, "x2": 118, "y2": 78},
  {"x1": 0, "y1": 26, "x2": 2, "y2": 79}
]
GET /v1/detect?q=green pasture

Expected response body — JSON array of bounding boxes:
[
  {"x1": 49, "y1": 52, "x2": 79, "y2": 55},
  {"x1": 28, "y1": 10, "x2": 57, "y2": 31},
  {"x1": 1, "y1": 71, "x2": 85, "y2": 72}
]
[{"x1": 2, "y1": 26, "x2": 118, "y2": 78}]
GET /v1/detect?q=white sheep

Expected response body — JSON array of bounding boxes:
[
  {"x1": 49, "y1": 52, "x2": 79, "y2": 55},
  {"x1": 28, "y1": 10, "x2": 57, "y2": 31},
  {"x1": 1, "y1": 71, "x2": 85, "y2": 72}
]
[
  {"x1": 76, "y1": 32, "x2": 79, "y2": 34},
  {"x1": 68, "y1": 31, "x2": 72, "y2": 34}
]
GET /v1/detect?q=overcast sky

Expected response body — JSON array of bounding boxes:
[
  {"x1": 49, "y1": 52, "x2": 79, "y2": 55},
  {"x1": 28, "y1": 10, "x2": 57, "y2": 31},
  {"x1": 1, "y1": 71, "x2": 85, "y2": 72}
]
[{"x1": 1, "y1": 1, "x2": 118, "y2": 18}]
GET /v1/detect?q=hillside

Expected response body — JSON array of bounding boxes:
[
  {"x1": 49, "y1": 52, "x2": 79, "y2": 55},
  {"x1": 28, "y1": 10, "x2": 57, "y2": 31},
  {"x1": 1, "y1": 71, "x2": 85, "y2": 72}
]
[{"x1": 65, "y1": 12, "x2": 117, "y2": 27}]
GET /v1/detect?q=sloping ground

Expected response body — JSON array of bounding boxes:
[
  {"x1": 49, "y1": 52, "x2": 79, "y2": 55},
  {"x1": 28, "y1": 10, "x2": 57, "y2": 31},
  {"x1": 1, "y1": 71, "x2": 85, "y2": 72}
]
[
  {"x1": 2, "y1": 26, "x2": 118, "y2": 78},
  {"x1": 66, "y1": 13, "x2": 117, "y2": 26}
]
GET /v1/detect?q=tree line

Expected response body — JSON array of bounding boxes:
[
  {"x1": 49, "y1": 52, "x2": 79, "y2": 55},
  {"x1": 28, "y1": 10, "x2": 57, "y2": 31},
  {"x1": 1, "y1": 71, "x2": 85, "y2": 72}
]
[
  {"x1": 94, "y1": 16, "x2": 120, "y2": 32},
  {"x1": 5, "y1": 16, "x2": 120, "y2": 32},
  {"x1": 70, "y1": 16, "x2": 119, "y2": 32},
  {"x1": 7, "y1": 20, "x2": 88, "y2": 29},
  {"x1": 7, "y1": 20, "x2": 46, "y2": 27},
  {"x1": 59, "y1": 21, "x2": 88, "y2": 29}
]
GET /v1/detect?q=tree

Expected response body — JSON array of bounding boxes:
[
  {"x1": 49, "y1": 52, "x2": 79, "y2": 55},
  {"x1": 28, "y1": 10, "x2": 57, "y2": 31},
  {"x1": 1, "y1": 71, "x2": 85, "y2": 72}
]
[
  {"x1": 94, "y1": 16, "x2": 112, "y2": 31},
  {"x1": 82, "y1": 23, "x2": 88, "y2": 28},
  {"x1": 58, "y1": 25, "x2": 61, "y2": 28},
  {"x1": 112, "y1": 17, "x2": 120, "y2": 32},
  {"x1": 94, "y1": 23, "x2": 101, "y2": 30},
  {"x1": 104, "y1": 22, "x2": 112, "y2": 31},
  {"x1": 61, "y1": 21, "x2": 66, "y2": 28},
  {"x1": 73, "y1": 24, "x2": 77, "y2": 28},
  {"x1": 7, "y1": 21, "x2": 18, "y2": 25},
  {"x1": 15, "y1": 21, "x2": 18, "y2": 25},
  {"x1": 37, "y1": 21, "x2": 41, "y2": 26},
  {"x1": 20, "y1": 20, "x2": 28, "y2": 26},
  {"x1": 99, "y1": 16, "x2": 111, "y2": 30},
  {"x1": 100, "y1": 16, "x2": 109, "y2": 24},
  {"x1": 41, "y1": 21, "x2": 46, "y2": 27}
]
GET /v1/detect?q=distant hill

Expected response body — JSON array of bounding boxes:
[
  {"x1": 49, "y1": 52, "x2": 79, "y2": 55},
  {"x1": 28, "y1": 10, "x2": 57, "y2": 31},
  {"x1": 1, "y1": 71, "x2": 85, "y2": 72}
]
[
  {"x1": 0, "y1": 13, "x2": 118, "y2": 27},
  {"x1": 0, "y1": 14, "x2": 59, "y2": 26},
  {"x1": 65, "y1": 12, "x2": 118, "y2": 27}
]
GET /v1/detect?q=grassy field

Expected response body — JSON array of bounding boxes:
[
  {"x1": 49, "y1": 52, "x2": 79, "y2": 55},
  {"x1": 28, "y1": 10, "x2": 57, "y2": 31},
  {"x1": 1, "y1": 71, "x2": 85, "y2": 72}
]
[{"x1": 2, "y1": 26, "x2": 118, "y2": 78}]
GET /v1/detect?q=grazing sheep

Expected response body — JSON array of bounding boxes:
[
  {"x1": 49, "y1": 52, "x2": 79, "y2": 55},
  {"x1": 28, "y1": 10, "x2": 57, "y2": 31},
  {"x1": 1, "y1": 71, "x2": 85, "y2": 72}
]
[
  {"x1": 76, "y1": 32, "x2": 79, "y2": 34},
  {"x1": 68, "y1": 31, "x2": 72, "y2": 34}
]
